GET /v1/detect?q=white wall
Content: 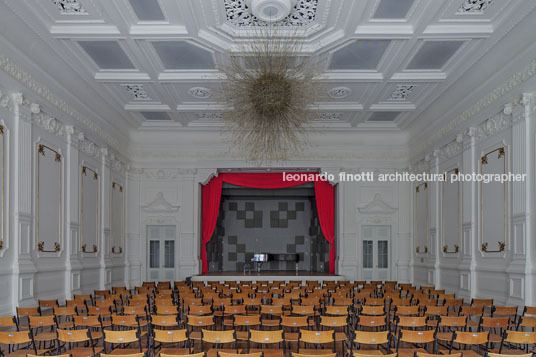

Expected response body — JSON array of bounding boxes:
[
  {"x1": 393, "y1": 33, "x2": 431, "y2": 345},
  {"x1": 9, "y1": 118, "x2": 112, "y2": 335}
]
[
  {"x1": 0, "y1": 83, "x2": 128, "y2": 315},
  {"x1": 410, "y1": 92, "x2": 536, "y2": 306}
]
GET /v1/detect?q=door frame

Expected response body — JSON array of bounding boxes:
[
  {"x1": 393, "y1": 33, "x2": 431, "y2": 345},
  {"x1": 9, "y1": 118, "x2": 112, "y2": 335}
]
[{"x1": 360, "y1": 225, "x2": 392, "y2": 281}]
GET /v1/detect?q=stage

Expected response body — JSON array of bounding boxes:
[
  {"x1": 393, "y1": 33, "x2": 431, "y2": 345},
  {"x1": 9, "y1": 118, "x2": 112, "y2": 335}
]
[{"x1": 191, "y1": 270, "x2": 344, "y2": 283}]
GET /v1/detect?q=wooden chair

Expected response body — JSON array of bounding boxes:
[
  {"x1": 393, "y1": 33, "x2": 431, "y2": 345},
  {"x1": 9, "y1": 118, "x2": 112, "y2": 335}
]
[
  {"x1": 160, "y1": 351, "x2": 206, "y2": 357},
  {"x1": 423, "y1": 306, "x2": 448, "y2": 328},
  {"x1": 0, "y1": 330, "x2": 43, "y2": 357},
  {"x1": 396, "y1": 329, "x2": 436, "y2": 357},
  {"x1": 57, "y1": 328, "x2": 103, "y2": 357},
  {"x1": 260, "y1": 306, "x2": 282, "y2": 329},
  {"x1": 448, "y1": 330, "x2": 489, "y2": 357},
  {"x1": 223, "y1": 305, "x2": 247, "y2": 328},
  {"x1": 16, "y1": 307, "x2": 40, "y2": 330},
  {"x1": 248, "y1": 329, "x2": 285, "y2": 353},
  {"x1": 28, "y1": 315, "x2": 57, "y2": 349},
  {"x1": 38, "y1": 300, "x2": 59, "y2": 313},
  {"x1": 292, "y1": 353, "x2": 336, "y2": 357},
  {"x1": 0, "y1": 316, "x2": 19, "y2": 332},
  {"x1": 186, "y1": 315, "x2": 214, "y2": 347},
  {"x1": 152, "y1": 328, "x2": 190, "y2": 356},
  {"x1": 103, "y1": 329, "x2": 144, "y2": 355},
  {"x1": 395, "y1": 316, "x2": 428, "y2": 334},
  {"x1": 349, "y1": 330, "x2": 391, "y2": 354},
  {"x1": 54, "y1": 307, "x2": 77, "y2": 329},
  {"x1": 201, "y1": 329, "x2": 237, "y2": 352},
  {"x1": 156, "y1": 306, "x2": 179, "y2": 316},
  {"x1": 498, "y1": 330, "x2": 536, "y2": 354},
  {"x1": 28, "y1": 354, "x2": 71, "y2": 357},
  {"x1": 232, "y1": 315, "x2": 261, "y2": 341},
  {"x1": 459, "y1": 306, "x2": 484, "y2": 330},
  {"x1": 479, "y1": 316, "x2": 510, "y2": 345},
  {"x1": 414, "y1": 353, "x2": 461, "y2": 357},
  {"x1": 73, "y1": 315, "x2": 105, "y2": 342},
  {"x1": 319, "y1": 316, "x2": 349, "y2": 354},
  {"x1": 492, "y1": 306, "x2": 518, "y2": 326},
  {"x1": 435, "y1": 315, "x2": 467, "y2": 345},
  {"x1": 282, "y1": 316, "x2": 309, "y2": 349}
]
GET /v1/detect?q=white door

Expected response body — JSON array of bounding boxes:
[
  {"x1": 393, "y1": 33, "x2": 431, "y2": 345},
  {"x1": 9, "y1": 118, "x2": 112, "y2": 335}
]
[
  {"x1": 361, "y1": 225, "x2": 391, "y2": 281},
  {"x1": 147, "y1": 225, "x2": 176, "y2": 282}
]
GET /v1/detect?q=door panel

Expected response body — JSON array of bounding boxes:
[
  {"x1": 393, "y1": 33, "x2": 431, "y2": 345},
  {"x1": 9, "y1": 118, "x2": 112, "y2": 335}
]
[
  {"x1": 361, "y1": 225, "x2": 391, "y2": 281},
  {"x1": 147, "y1": 225, "x2": 177, "y2": 282}
]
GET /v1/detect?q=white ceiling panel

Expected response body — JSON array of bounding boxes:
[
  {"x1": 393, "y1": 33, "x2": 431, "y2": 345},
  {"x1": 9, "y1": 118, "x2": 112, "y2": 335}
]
[
  {"x1": 406, "y1": 41, "x2": 464, "y2": 70},
  {"x1": 152, "y1": 41, "x2": 215, "y2": 70},
  {"x1": 372, "y1": 0, "x2": 415, "y2": 19},
  {"x1": 128, "y1": 0, "x2": 166, "y2": 21},
  {"x1": 78, "y1": 41, "x2": 135, "y2": 69},
  {"x1": 329, "y1": 40, "x2": 391, "y2": 70}
]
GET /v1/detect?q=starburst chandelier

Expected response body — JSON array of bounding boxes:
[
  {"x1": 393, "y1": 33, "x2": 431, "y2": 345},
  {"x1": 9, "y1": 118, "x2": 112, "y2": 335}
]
[{"x1": 218, "y1": 13, "x2": 322, "y2": 165}]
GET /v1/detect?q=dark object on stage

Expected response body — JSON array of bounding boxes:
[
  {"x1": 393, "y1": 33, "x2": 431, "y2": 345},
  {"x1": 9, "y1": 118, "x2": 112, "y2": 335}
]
[{"x1": 268, "y1": 253, "x2": 300, "y2": 263}]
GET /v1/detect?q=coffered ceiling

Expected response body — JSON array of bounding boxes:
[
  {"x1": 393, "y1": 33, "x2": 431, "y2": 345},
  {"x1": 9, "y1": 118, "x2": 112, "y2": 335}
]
[{"x1": 1, "y1": 0, "x2": 535, "y2": 145}]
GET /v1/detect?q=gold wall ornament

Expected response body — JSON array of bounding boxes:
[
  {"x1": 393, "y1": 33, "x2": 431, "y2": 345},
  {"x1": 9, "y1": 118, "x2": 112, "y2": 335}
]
[
  {"x1": 0, "y1": 240, "x2": 3, "y2": 250},
  {"x1": 443, "y1": 245, "x2": 448, "y2": 253},
  {"x1": 424, "y1": 246, "x2": 428, "y2": 253},
  {"x1": 454, "y1": 244, "x2": 459, "y2": 253},
  {"x1": 216, "y1": 27, "x2": 324, "y2": 165},
  {"x1": 80, "y1": 165, "x2": 99, "y2": 253},
  {"x1": 112, "y1": 246, "x2": 123, "y2": 254},
  {"x1": 0, "y1": 125, "x2": 3, "y2": 134},
  {"x1": 82, "y1": 244, "x2": 97, "y2": 253},
  {"x1": 36, "y1": 144, "x2": 62, "y2": 253},
  {"x1": 480, "y1": 147, "x2": 507, "y2": 253},
  {"x1": 416, "y1": 246, "x2": 420, "y2": 253},
  {"x1": 81, "y1": 244, "x2": 86, "y2": 252}
]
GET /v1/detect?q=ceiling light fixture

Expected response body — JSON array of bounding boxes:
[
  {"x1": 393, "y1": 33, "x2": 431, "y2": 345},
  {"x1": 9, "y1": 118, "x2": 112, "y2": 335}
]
[{"x1": 218, "y1": 21, "x2": 322, "y2": 165}]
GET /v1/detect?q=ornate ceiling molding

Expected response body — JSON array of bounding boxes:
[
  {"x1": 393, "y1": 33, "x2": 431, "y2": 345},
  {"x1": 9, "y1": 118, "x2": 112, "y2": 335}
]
[
  {"x1": 358, "y1": 193, "x2": 397, "y2": 215},
  {"x1": 51, "y1": 0, "x2": 88, "y2": 15},
  {"x1": 188, "y1": 87, "x2": 212, "y2": 99},
  {"x1": 122, "y1": 84, "x2": 151, "y2": 100},
  {"x1": 223, "y1": 0, "x2": 318, "y2": 27},
  {"x1": 142, "y1": 192, "x2": 180, "y2": 213},
  {"x1": 328, "y1": 87, "x2": 351, "y2": 99},
  {"x1": 0, "y1": 55, "x2": 122, "y2": 153},
  {"x1": 411, "y1": 56, "x2": 536, "y2": 158},
  {"x1": 457, "y1": 0, "x2": 493, "y2": 13},
  {"x1": 389, "y1": 85, "x2": 416, "y2": 101}
]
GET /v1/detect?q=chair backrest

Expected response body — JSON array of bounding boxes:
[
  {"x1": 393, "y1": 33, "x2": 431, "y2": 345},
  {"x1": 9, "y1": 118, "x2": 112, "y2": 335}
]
[
  {"x1": 479, "y1": 317, "x2": 509, "y2": 329},
  {"x1": 249, "y1": 329, "x2": 284, "y2": 344},
  {"x1": 153, "y1": 329, "x2": 188, "y2": 343},
  {"x1": 28, "y1": 354, "x2": 71, "y2": 357},
  {"x1": 452, "y1": 331, "x2": 489, "y2": 345},
  {"x1": 320, "y1": 315, "x2": 348, "y2": 328},
  {"x1": 57, "y1": 328, "x2": 91, "y2": 343},
  {"x1": 299, "y1": 329, "x2": 334, "y2": 345},
  {"x1": 87, "y1": 306, "x2": 111, "y2": 316},
  {"x1": 73, "y1": 315, "x2": 101, "y2": 328},
  {"x1": 29, "y1": 315, "x2": 56, "y2": 328},
  {"x1": 202, "y1": 329, "x2": 235, "y2": 344},
  {"x1": 353, "y1": 330, "x2": 390, "y2": 345},
  {"x1": 103, "y1": 329, "x2": 140, "y2": 344},
  {"x1": 492, "y1": 306, "x2": 517, "y2": 317},
  {"x1": 234, "y1": 314, "x2": 261, "y2": 327},
  {"x1": 39, "y1": 299, "x2": 59, "y2": 308},
  {"x1": 398, "y1": 329, "x2": 435, "y2": 344},
  {"x1": 17, "y1": 307, "x2": 40, "y2": 317},
  {"x1": 161, "y1": 352, "x2": 206, "y2": 357},
  {"x1": 438, "y1": 315, "x2": 467, "y2": 328},
  {"x1": 518, "y1": 316, "x2": 536, "y2": 329},
  {"x1": 523, "y1": 306, "x2": 536, "y2": 316},
  {"x1": 360, "y1": 305, "x2": 385, "y2": 316},
  {"x1": 54, "y1": 306, "x2": 76, "y2": 317},
  {"x1": 365, "y1": 298, "x2": 385, "y2": 306},
  {"x1": 395, "y1": 306, "x2": 420, "y2": 316},
  {"x1": 396, "y1": 316, "x2": 427, "y2": 329},
  {"x1": 261, "y1": 305, "x2": 282, "y2": 315},
  {"x1": 187, "y1": 315, "x2": 214, "y2": 327},
  {"x1": 218, "y1": 352, "x2": 263, "y2": 357},
  {"x1": 292, "y1": 305, "x2": 315, "y2": 316},
  {"x1": 424, "y1": 305, "x2": 448, "y2": 316},
  {"x1": 460, "y1": 306, "x2": 484, "y2": 316},
  {"x1": 156, "y1": 305, "x2": 179, "y2": 315},
  {"x1": 151, "y1": 314, "x2": 179, "y2": 328},
  {"x1": 293, "y1": 353, "x2": 336, "y2": 357},
  {"x1": 0, "y1": 316, "x2": 17, "y2": 329},
  {"x1": 471, "y1": 299, "x2": 493, "y2": 307},
  {"x1": 415, "y1": 353, "x2": 461, "y2": 357},
  {"x1": 0, "y1": 330, "x2": 33, "y2": 345},
  {"x1": 502, "y1": 330, "x2": 536, "y2": 345},
  {"x1": 224, "y1": 305, "x2": 246, "y2": 315},
  {"x1": 189, "y1": 305, "x2": 213, "y2": 316},
  {"x1": 357, "y1": 315, "x2": 387, "y2": 329},
  {"x1": 111, "y1": 314, "x2": 139, "y2": 328},
  {"x1": 281, "y1": 316, "x2": 308, "y2": 328},
  {"x1": 487, "y1": 354, "x2": 532, "y2": 357},
  {"x1": 325, "y1": 306, "x2": 348, "y2": 316}
]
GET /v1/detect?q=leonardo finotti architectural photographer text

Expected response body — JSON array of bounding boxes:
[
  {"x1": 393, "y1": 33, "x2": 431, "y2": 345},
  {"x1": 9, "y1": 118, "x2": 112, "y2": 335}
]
[{"x1": 283, "y1": 171, "x2": 526, "y2": 183}]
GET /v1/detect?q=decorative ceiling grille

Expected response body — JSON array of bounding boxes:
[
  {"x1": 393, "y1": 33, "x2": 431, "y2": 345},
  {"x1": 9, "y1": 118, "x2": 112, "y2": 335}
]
[
  {"x1": 223, "y1": 0, "x2": 318, "y2": 26},
  {"x1": 51, "y1": 0, "x2": 88, "y2": 14},
  {"x1": 457, "y1": 0, "x2": 493, "y2": 13}
]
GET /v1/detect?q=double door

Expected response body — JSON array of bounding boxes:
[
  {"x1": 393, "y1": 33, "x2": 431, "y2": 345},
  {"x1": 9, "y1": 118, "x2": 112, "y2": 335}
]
[
  {"x1": 147, "y1": 225, "x2": 176, "y2": 281},
  {"x1": 362, "y1": 225, "x2": 390, "y2": 281}
]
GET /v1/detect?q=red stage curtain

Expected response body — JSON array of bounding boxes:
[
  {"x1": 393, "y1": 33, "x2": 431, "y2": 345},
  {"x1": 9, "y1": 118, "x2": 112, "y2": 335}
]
[
  {"x1": 314, "y1": 180, "x2": 336, "y2": 274},
  {"x1": 201, "y1": 172, "x2": 336, "y2": 274}
]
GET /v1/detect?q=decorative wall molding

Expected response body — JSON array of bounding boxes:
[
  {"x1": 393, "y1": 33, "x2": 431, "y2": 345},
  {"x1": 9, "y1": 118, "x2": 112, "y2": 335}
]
[
  {"x1": 195, "y1": 113, "x2": 223, "y2": 121},
  {"x1": 142, "y1": 168, "x2": 198, "y2": 180},
  {"x1": 223, "y1": 0, "x2": 318, "y2": 27},
  {"x1": 316, "y1": 113, "x2": 344, "y2": 122},
  {"x1": 0, "y1": 124, "x2": 4, "y2": 251},
  {"x1": 358, "y1": 193, "x2": 397, "y2": 215},
  {"x1": 0, "y1": 55, "x2": 122, "y2": 152},
  {"x1": 80, "y1": 165, "x2": 99, "y2": 253},
  {"x1": 142, "y1": 192, "x2": 180, "y2": 213}
]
